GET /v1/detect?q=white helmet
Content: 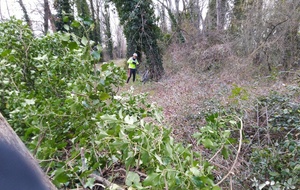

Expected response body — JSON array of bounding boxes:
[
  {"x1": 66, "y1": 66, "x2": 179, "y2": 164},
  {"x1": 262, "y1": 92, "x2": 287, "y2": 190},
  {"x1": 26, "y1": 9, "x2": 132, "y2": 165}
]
[{"x1": 133, "y1": 53, "x2": 138, "y2": 57}]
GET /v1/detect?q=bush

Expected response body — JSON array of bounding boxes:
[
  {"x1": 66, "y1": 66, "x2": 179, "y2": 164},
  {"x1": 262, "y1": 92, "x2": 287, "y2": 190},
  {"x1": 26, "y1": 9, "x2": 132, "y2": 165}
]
[{"x1": 250, "y1": 92, "x2": 300, "y2": 189}]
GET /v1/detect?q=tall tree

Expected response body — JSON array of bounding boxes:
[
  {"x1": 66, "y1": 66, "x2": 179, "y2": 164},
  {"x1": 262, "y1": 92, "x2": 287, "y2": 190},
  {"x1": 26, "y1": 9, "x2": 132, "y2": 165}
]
[
  {"x1": 230, "y1": 0, "x2": 245, "y2": 33},
  {"x1": 43, "y1": 0, "x2": 57, "y2": 34},
  {"x1": 103, "y1": 2, "x2": 113, "y2": 59},
  {"x1": 74, "y1": 0, "x2": 92, "y2": 39},
  {"x1": 89, "y1": 0, "x2": 101, "y2": 44},
  {"x1": 95, "y1": 0, "x2": 102, "y2": 45},
  {"x1": 111, "y1": 0, "x2": 164, "y2": 80},
  {"x1": 17, "y1": 0, "x2": 33, "y2": 31},
  {"x1": 75, "y1": 0, "x2": 90, "y2": 17},
  {"x1": 157, "y1": 0, "x2": 185, "y2": 43}
]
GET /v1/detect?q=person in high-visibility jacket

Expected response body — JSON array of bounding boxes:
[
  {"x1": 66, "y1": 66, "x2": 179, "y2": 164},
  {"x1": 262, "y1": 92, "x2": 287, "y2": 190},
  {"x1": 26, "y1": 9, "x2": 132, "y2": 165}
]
[{"x1": 126, "y1": 53, "x2": 139, "y2": 83}]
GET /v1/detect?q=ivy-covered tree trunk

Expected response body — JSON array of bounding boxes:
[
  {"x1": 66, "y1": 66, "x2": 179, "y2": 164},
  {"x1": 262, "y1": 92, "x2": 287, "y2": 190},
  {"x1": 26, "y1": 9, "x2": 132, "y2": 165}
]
[
  {"x1": 0, "y1": 113, "x2": 56, "y2": 190},
  {"x1": 89, "y1": 0, "x2": 101, "y2": 44},
  {"x1": 112, "y1": 0, "x2": 164, "y2": 80},
  {"x1": 54, "y1": 0, "x2": 74, "y2": 32},
  {"x1": 230, "y1": 0, "x2": 245, "y2": 33}
]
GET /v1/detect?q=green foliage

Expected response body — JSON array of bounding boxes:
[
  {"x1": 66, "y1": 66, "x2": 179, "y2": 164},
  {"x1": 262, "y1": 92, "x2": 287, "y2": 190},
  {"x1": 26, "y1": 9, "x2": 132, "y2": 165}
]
[
  {"x1": 250, "y1": 139, "x2": 299, "y2": 190},
  {"x1": 250, "y1": 92, "x2": 300, "y2": 189},
  {"x1": 229, "y1": 84, "x2": 249, "y2": 104},
  {"x1": 193, "y1": 113, "x2": 239, "y2": 159},
  {"x1": 0, "y1": 19, "x2": 219, "y2": 189}
]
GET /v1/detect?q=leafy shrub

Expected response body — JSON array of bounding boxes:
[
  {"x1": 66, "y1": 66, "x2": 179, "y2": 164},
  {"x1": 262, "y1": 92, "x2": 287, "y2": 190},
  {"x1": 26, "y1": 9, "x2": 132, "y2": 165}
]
[
  {"x1": 250, "y1": 92, "x2": 300, "y2": 189},
  {"x1": 193, "y1": 113, "x2": 240, "y2": 159}
]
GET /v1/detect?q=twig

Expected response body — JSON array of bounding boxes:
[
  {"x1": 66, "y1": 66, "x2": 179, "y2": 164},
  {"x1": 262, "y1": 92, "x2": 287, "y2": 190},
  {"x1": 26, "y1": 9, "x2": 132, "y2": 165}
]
[
  {"x1": 266, "y1": 107, "x2": 271, "y2": 145},
  {"x1": 230, "y1": 175, "x2": 233, "y2": 190},
  {"x1": 89, "y1": 174, "x2": 124, "y2": 190},
  {"x1": 164, "y1": 170, "x2": 169, "y2": 190},
  {"x1": 67, "y1": 162, "x2": 85, "y2": 188},
  {"x1": 216, "y1": 117, "x2": 243, "y2": 186},
  {"x1": 209, "y1": 144, "x2": 224, "y2": 162},
  {"x1": 80, "y1": 147, "x2": 87, "y2": 171},
  {"x1": 255, "y1": 101, "x2": 261, "y2": 146}
]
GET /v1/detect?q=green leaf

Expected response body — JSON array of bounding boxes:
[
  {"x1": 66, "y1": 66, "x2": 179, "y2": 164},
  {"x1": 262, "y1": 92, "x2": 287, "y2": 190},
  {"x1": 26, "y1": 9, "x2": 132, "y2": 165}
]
[
  {"x1": 125, "y1": 171, "x2": 140, "y2": 186},
  {"x1": 53, "y1": 168, "x2": 69, "y2": 183},
  {"x1": 192, "y1": 176, "x2": 204, "y2": 188},
  {"x1": 33, "y1": 54, "x2": 48, "y2": 61},
  {"x1": 68, "y1": 42, "x2": 78, "y2": 50},
  {"x1": 259, "y1": 183, "x2": 266, "y2": 190},
  {"x1": 100, "y1": 114, "x2": 118, "y2": 123},
  {"x1": 154, "y1": 154, "x2": 163, "y2": 165},
  {"x1": 190, "y1": 167, "x2": 201, "y2": 176},
  {"x1": 63, "y1": 16, "x2": 69, "y2": 22},
  {"x1": 100, "y1": 92, "x2": 110, "y2": 101},
  {"x1": 81, "y1": 36, "x2": 88, "y2": 46},
  {"x1": 143, "y1": 173, "x2": 160, "y2": 186},
  {"x1": 165, "y1": 142, "x2": 173, "y2": 158},
  {"x1": 63, "y1": 24, "x2": 70, "y2": 31},
  {"x1": 141, "y1": 151, "x2": 150, "y2": 164},
  {"x1": 212, "y1": 186, "x2": 221, "y2": 190},
  {"x1": 71, "y1": 20, "x2": 81, "y2": 28},
  {"x1": 1, "y1": 49, "x2": 11, "y2": 56},
  {"x1": 91, "y1": 51, "x2": 101, "y2": 61},
  {"x1": 124, "y1": 115, "x2": 137, "y2": 125},
  {"x1": 84, "y1": 178, "x2": 95, "y2": 188},
  {"x1": 60, "y1": 33, "x2": 70, "y2": 41},
  {"x1": 22, "y1": 99, "x2": 35, "y2": 106},
  {"x1": 199, "y1": 176, "x2": 214, "y2": 186},
  {"x1": 202, "y1": 138, "x2": 215, "y2": 149},
  {"x1": 221, "y1": 147, "x2": 229, "y2": 159}
]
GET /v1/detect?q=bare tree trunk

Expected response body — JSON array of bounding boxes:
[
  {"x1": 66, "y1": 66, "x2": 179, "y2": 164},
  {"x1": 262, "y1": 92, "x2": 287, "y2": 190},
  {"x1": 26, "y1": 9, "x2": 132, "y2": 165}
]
[
  {"x1": 89, "y1": 0, "x2": 99, "y2": 43},
  {"x1": 17, "y1": 0, "x2": 33, "y2": 31},
  {"x1": 103, "y1": 3, "x2": 113, "y2": 59},
  {"x1": 43, "y1": 0, "x2": 49, "y2": 34},
  {"x1": 0, "y1": 113, "x2": 56, "y2": 190},
  {"x1": 5, "y1": 0, "x2": 11, "y2": 18},
  {"x1": 174, "y1": 0, "x2": 179, "y2": 14},
  {"x1": 44, "y1": 0, "x2": 56, "y2": 33},
  {"x1": 96, "y1": 0, "x2": 102, "y2": 42},
  {"x1": 0, "y1": 0, "x2": 3, "y2": 20}
]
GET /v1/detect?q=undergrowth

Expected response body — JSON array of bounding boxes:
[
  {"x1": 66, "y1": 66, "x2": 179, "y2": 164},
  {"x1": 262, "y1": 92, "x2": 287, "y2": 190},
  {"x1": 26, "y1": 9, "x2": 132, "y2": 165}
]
[{"x1": 129, "y1": 42, "x2": 300, "y2": 189}]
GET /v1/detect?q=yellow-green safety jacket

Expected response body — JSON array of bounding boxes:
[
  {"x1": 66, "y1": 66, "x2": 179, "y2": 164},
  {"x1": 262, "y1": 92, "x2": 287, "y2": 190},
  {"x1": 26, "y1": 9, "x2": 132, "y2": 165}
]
[{"x1": 127, "y1": 57, "x2": 139, "y2": 69}]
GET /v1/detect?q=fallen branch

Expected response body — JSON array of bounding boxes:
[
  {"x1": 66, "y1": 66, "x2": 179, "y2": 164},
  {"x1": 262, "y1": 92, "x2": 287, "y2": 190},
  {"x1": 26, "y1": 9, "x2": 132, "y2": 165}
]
[
  {"x1": 216, "y1": 117, "x2": 243, "y2": 186},
  {"x1": 89, "y1": 174, "x2": 125, "y2": 190}
]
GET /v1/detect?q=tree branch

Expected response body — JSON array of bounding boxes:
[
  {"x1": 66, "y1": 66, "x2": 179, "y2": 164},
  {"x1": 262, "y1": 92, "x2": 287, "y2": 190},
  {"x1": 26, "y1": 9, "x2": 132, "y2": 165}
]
[
  {"x1": 216, "y1": 117, "x2": 243, "y2": 186},
  {"x1": 89, "y1": 174, "x2": 124, "y2": 190}
]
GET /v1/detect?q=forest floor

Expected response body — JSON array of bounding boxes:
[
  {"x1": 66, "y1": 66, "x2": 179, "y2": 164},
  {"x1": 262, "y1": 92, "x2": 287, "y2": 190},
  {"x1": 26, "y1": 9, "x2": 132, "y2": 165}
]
[
  {"x1": 118, "y1": 51, "x2": 298, "y2": 144},
  {"x1": 114, "y1": 44, "x2": 300, "y2": 189}
]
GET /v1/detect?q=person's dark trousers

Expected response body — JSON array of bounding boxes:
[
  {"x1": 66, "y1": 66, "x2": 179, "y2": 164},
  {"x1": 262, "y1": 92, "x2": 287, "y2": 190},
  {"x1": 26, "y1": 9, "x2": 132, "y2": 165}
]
[{"x1": 127, "y1": 68, "x2": 136, "y2": 83}]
